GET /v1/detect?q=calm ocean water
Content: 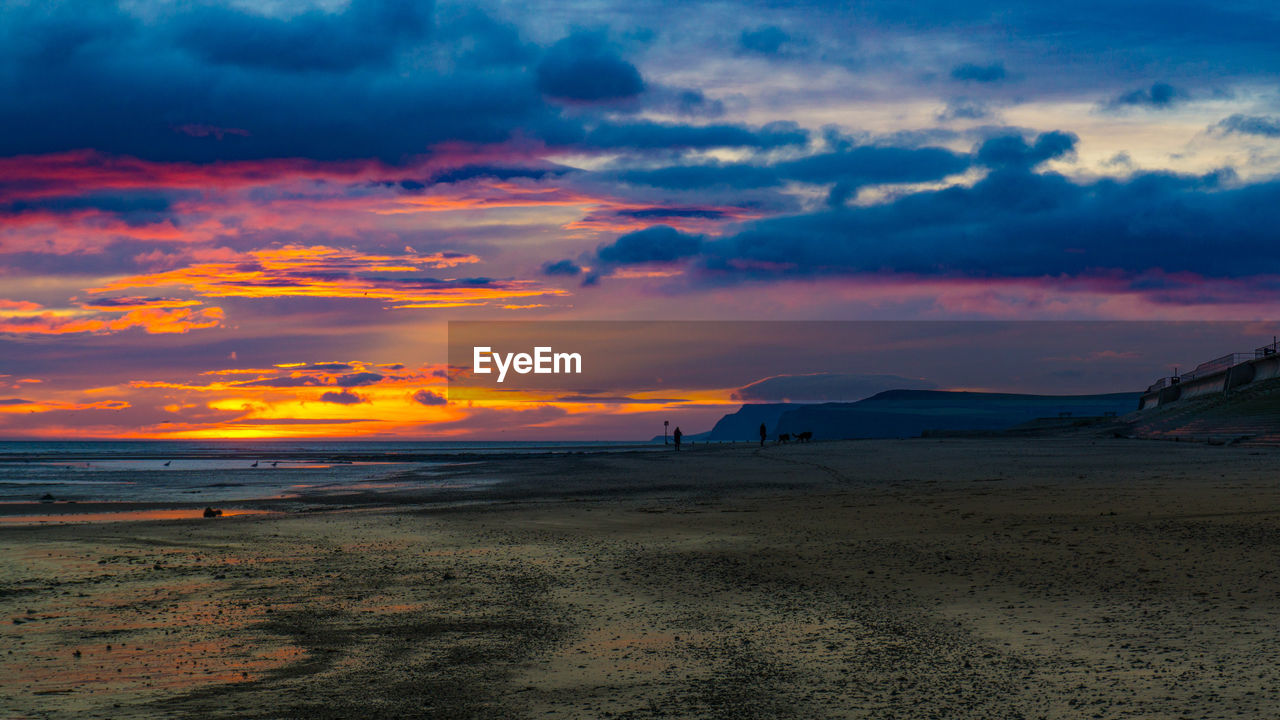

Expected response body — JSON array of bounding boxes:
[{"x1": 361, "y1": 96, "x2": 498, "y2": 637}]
[{"x1": 0, "y1": 440, "x2": 658, "y2": 506}]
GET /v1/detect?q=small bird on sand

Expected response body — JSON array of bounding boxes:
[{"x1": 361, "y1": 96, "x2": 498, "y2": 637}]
[
  {"x1": 163, "y1": 460, "x2": 171, "y2": 466},
  {"x1": 250, "y1": 461, "x2": 259, "y2": 468}
]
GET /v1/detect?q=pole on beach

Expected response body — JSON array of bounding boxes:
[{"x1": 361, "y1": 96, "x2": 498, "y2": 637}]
[{"x1": 664, "y1": 420, "x2": 669, "y2": 445}]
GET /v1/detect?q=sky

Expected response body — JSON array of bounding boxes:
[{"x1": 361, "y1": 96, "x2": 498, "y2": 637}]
[{"x1": 2, "y1": 0, "x2": 1279, "y2": 439}]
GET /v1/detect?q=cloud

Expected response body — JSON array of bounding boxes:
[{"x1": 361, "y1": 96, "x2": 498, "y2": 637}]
[
  {"x1": 1106, "y1": 82, "x2": 1186, "y2": 110},
  {"x1": 335, "y1": 372, "x2": 385, "y2": 387},
  {"x1": 0, "y1": 3, "x2": 573, "y2": 163},
  {"x1": 304, "y1": 363, "x2": 355, "y2": 372},
  {"x1": 938, "y1": 99, "x2": 990, "y2": 121},
  {"x1": 0, "y1": 305, "x2": 223, "y2": 336},
  {"x1": 643, "y1": 87, "x2": 725, "y2": 118},
  {"x1": 0, "y1": 398, "x2": 129, "y2": 413},
  {"x1": 596, "y1": 225, "x2": 704, "y2": 265},
  {"x1": 682, "y1": 160, "x2": 1280, "y2": 288},
  {"x1": 617, "y1": 143, "x2": 969, "y2": 192},
  {"x1": 172, "y1": 0, "x2": 433, "y2": 73},
  {"x1": 552, "y1": 395, "x2": 688, "y2": 404},
  {"x1": 950, "y1": 62, "x2": 1006, "y2": 83},
  {"x1": 234, "y1": 417, "x2": 375, "y2": 425},
  {"x1": 420, "y1": 164, "x2": 564, "y2": 185},
  {"x1": 1212, "y1": 114, "x2": 1280, "y2": 138},
  {"x1": 619, "y1": 163, "x2": 781, "y2": 190},
  {"x1": 88, "y1": 244, "x2": 565, "y2": 309},
  {"x1": 234, "y1": 375, "x2": 326, "y2": 388},
  {"x1": 739, "y1": 26, "x2": 792, "y2": 55},
  {"x1": 0, "y1": 299, "x2": 42, "y2": 311},
  {"x1": 542, "y1": 259, "x2": 584, "y2": 276},
  {"x1": 412, "y1": 389, "x2": 447, "y2": 406},
  {"x1": 975, "y1": 131, "x2": 1076, "y2": 168},
  {"x1": 733, "y1": 373, "x2": 938, "y2": 402},
  {"x1": 319, "y1": 390, "x2": 366, "y2": 405},
  {"x1": 584, "y1": 120, "x2": 808, "y2": 150},
  {"x1": 617, "y1": 207, "x2": 728, "y2": 220},
  {"x1": 78, "y1": 296, "x2": 201, "y2": 310},
  {"x1": 0, "y1": 191, "x2": 177, "y2": 225},
  {"x1": 779, "y1": 145, "x2": 972, "y2": 186},
  {"x1": 535, "y1": 31, "x2": 644, "y2": 102}
]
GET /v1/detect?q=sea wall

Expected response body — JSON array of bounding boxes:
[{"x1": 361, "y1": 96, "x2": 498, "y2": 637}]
[{"x1": 1138, "y1": 354, "x2": 1280, "y2": 410}]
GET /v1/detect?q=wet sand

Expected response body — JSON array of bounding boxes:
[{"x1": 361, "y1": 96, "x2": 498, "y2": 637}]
[{"x1": 4, "y1": 437, "x2": 1280, "y2": 718}]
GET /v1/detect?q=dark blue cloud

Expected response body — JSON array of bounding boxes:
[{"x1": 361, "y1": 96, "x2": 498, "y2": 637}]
[
  {"x1": 173, "y1": 0, "x2": 433, "y2": 72},
  {"x1": 584, "y1": 120, "x2": 807, "y2": 150},
  {"x1": 975, "y1": 131, "x2": 1076, "y2": 168},
  {"x1": 778, "y1": 145, "x2": 971, "y2": 185},
  {"x1": 689, "y1": 164, "x2": 1280, "y2": 283},
  {"x1": 617, "y1": 207, "x2": 727, "y2": 220},
  {"x1": 739, "y1": 26, "x2": 792, "y2": 55},
  {"x1": 618, "y1": 143, "x2": 970, "y2": 196},
  {"x1": 669, "y1": 88, "x2": 725, "y2": 117},
  {"x1": 422, "y1": 165, "x2": 564, "y2": 185},
  {"x1": 535, "y1": 31, "x2": 644, "y2": 102},
  {"x1": 596, "y1": 225, "x2": 703, "y2": 264},
  {"x1": 619, "y1": 163, "x2": 781, "y2": 190},
  {"x1": 1213, "y1": 114, "x2": 1280, "y2": 138},
  {"x1": 950, "y1": 62, "x2": 1006, "y2": 82},
  {"x1": 0, "y1": 191, "x2": 176, "y2": 225},
  {"x1": 0, "y1": 3, "x2": 573, "y2": 163},
  {"x1": 1107, "y1": 82, "x2": 1185, "y2": 109},
  {"x1": 542, "y1": 259, "x2": 583, "y2": 276},
  {"x1": 2, "y1": 5, "x2": 842, "y2": 163}
]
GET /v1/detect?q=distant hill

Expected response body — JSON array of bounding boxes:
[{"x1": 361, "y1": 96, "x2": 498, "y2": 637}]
[
  {"x1": 775, "y1": 389, "x2": 1141, "y2": 439},
  {"x1": 703, "y1": 404, "x2": 795, "y2": 441},
  {"x1": 696, "y1": 389, "x2": 1142, "y2": 442}
]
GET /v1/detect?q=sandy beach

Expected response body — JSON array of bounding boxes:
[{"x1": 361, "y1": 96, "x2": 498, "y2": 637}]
[{"x1": 4, "y1": 437, "x2": 1280, "y2": 719}]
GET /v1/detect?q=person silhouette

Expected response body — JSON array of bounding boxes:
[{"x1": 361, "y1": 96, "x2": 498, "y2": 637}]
[
  {"x1": 673, "y1": 426, "x2": 683, "y2": 451},
  {"x1": 759, "y1": 422, "x2": 767, "y2": 447}
]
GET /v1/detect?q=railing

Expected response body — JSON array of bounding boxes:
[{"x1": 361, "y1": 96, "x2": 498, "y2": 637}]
[
  {"x1": 1180, "y1": 353, "x2": 1254, "y2": 382},
  {"x1": 1147, "y1": 344, "x2": 1276, "y2": 391}
]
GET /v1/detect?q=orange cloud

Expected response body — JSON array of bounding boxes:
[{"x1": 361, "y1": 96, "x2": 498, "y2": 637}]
[
  {"x1": 0, "y1": 303, "x2": 223, "y2": 335},
  {"x1": 0, "y1": 299, "x2": 42, "y2": 311},
  {"x1": 90, "y1": 244, "x2": 568, "y2": 308},
  {"x1": 77, "y1": 296, "x2": 203, "y2": 311},
  {"x1": 0, "y1": 398, "x2": 130, "y2": 413}
]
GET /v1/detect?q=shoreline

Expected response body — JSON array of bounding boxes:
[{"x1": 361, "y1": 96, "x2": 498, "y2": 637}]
[{"x1": 1, "y1": 435, "x2": 1273, "y2": 521}]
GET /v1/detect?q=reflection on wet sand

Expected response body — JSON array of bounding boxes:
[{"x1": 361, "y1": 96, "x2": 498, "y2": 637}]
[{"x1": 0, "y1": 509, "x2": 272, "y2": 525}]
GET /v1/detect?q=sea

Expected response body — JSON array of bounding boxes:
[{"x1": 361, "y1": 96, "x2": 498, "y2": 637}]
[{"x1": 0, "y1": 440, "x2": 659, "y2": 510}]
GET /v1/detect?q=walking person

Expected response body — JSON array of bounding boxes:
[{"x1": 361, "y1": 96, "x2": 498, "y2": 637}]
[
  {"x1": 759, "y1": 422, "x2": 767, "y2": 447},
  {"x1": 673, "y1": 426, "x2": 683, "y2": 452}
]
